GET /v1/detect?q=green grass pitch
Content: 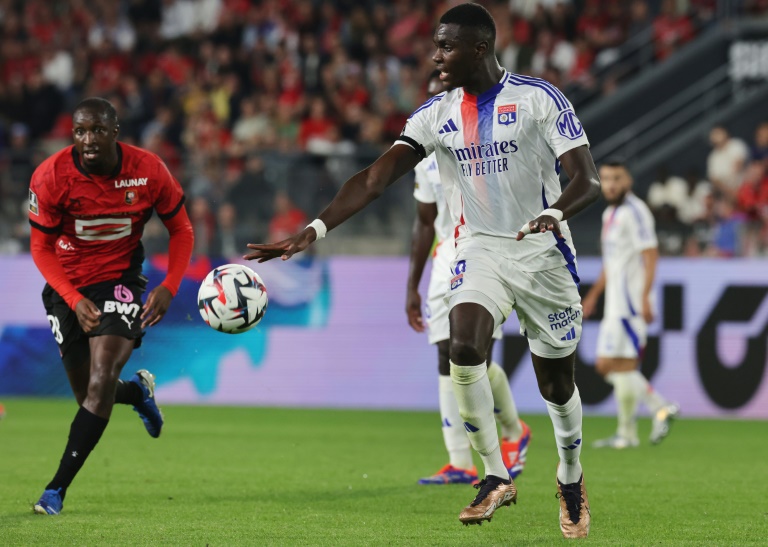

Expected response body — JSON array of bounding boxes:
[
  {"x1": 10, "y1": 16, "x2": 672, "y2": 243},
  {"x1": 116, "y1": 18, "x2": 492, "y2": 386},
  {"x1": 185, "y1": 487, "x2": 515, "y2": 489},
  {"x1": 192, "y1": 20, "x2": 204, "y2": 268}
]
[{"x1": 0, "y1": 399, "x2": 766, "y2": 545}]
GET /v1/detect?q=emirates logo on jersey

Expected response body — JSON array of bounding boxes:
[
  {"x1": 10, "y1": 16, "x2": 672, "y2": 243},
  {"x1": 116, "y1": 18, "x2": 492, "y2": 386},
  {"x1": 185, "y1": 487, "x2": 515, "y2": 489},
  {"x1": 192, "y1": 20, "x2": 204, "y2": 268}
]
[{"x1": 125, "y1": 190, "x2": 137, "y2": 205}]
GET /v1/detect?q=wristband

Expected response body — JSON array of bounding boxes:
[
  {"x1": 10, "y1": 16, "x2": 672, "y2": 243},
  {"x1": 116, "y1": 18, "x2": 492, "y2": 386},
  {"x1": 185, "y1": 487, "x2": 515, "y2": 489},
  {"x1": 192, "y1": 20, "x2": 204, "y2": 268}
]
[
  {"x1": 518, "y1": 208, "x2": 563, "y2": 235},
  {"x1": 307, "y1": 219, "x2": 327, "y2": 240}
]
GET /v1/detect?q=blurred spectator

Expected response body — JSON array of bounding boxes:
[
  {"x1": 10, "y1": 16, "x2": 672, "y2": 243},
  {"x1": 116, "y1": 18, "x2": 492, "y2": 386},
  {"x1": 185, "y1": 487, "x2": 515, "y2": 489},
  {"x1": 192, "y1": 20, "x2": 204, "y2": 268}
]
[
  {"x1": 655, "y1": 204, "x2": 690, "y2": 256},
  {"x1": 653, "y1": 0, "x2": 694, "y2": 60},
  {"x1": 686, "y1": 194, "x2": 743, "y2": 257},
  {"x1": 227, "y1": 155, "x2": 274, "y2": 227},
  {"x1": 213, "y1": 202, "x2": 245, "y2": 257},
  {"x1": 298, "y1": 97, "x2": 336, "y2": 149},
  {"x1": 710, "y1": 199, "x2": 743, "y2": 257},
  {"x1": 628, "y1": 0, "x2": 653, "y2": 39},
  {"x1": 648, "y1": 168, "x2": 711, "y2": 224},
  {"x1": 735, "y1": 161, "x2": 768, "y2": 255},
  {"x1": 751, "y1": 122, "x2": 768, "y2": 163},
  {"x1": 268, "y1": 192, "x2": 307, "y2": 243},
  {"x1": 707, "y1": 125, "x2": 749, "y2": 202},
  {"x1": 189, "y1": 195, "x2": 216, "y2": 256},
  {"x1": 736, "y1": 161, "x2": 768, "y2": 218}
]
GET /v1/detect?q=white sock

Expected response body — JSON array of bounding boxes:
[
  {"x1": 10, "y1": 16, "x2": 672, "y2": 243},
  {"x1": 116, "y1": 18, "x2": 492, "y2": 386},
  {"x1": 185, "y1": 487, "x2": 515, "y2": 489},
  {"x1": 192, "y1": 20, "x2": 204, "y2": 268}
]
[
  {"x1": 438, "y1": 375, "x2": 473, "y2": 470},
  {"x1": 487, "y1": 361, "x2": 523, "y2": 440},
  {"x1": 606, "y1": 372, "x2": 639, "y2": 441},
  {"x1": 545, "y1": 386, "x2": 583, "y2": 485},
  {"x1": 450, "y1": 361, "x2": 509, "y2": 479},
  {"x1": 627, "y1": 370, "x2": 667, "y2": 413}
]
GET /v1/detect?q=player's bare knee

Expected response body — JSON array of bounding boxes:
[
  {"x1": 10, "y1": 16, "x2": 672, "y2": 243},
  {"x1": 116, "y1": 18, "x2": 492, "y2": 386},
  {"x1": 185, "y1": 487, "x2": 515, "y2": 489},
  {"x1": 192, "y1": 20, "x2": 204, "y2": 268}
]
[
  {"x1": 73, "y1": 389, "x2": 88, "y2": 406},
  {"x1": 449, "y1": 338, "x2": 486, "y2": 367},
  {"x1": 595, "y1": 359, "x2": 610, "y2": 376},
  {"x1": 537, "y1": 377, "x2": 575, "y2": 405},
  {"x1": 87, "y1": 367, "x2": 120, "y2": 399}
]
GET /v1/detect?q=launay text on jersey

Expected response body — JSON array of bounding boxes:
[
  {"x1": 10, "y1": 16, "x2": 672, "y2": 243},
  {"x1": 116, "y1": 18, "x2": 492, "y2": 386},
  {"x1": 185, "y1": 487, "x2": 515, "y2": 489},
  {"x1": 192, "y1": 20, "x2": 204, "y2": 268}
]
[{"x1": 114, "y1": 178, "x2": 148, "y2": 188}]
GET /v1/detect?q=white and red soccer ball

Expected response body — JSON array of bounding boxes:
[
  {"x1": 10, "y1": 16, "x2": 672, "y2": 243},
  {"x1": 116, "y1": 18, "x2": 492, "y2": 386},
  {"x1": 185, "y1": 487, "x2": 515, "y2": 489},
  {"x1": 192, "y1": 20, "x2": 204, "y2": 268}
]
[{"x1": 197, "y1": 264, "x2": 268, "y2": 334}]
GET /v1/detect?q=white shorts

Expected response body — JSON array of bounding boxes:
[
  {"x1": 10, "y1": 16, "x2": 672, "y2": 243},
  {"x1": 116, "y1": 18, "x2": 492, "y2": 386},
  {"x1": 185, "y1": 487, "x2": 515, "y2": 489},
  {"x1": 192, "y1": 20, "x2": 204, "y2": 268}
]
[
  {"x1": 445, "y1": 237, "x2": 582, "y2": 358},
  {"x1": 596, "y1": 316, "x2": 646, "y2": 359},
  {"x1": 426, "y1": 241, "x2": 502, "y2": 345}
]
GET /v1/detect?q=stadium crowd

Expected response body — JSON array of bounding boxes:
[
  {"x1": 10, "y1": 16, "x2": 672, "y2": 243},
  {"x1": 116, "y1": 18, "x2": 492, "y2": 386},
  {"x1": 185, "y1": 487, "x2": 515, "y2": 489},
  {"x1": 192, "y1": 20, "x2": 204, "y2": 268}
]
[
  {"x1": 0, "y1": 0, "x2": 764, "y2": 255},
  {"x1": 648, "y1": 122, "x2": 768, "y2": 257}
]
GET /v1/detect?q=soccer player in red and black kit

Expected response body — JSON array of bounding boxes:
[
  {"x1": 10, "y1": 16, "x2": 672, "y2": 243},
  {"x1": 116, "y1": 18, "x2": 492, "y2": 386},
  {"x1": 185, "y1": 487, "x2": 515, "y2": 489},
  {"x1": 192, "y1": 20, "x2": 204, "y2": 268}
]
[{"x1": 28, "y1": 98, "x2": 194, "y2": 515}]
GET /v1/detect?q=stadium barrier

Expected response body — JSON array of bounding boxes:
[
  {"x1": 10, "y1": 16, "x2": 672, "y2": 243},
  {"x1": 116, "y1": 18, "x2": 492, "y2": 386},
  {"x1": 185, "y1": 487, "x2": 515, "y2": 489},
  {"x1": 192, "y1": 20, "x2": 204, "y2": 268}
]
[{"x1": 1, "y1": 255, "x2": 766, "y2": 418}]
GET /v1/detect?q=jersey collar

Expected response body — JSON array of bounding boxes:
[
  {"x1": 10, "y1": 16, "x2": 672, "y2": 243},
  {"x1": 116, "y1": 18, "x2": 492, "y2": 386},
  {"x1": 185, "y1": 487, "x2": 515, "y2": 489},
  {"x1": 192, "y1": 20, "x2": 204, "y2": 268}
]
[
  {"x1": 463, "y1": 70, "x2": 509, "y2": 105},
  {"x1": 71, "y1": 142, "x2": 123, "y2": 179}
]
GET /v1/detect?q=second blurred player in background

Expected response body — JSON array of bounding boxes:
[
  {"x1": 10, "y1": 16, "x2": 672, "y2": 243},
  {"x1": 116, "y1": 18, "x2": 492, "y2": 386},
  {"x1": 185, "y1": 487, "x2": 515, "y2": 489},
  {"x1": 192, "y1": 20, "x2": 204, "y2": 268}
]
[
  {"x1": 583, "y1": 161, "x2": 679, "y2": 449},
  {"x1": 405, "y1": 71, "x2": 530, "y2": 486}
]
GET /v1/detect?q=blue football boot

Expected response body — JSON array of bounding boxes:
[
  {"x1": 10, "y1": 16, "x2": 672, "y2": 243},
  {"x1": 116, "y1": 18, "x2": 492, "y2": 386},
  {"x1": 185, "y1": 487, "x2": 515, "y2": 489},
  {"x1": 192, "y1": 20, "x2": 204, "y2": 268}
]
[
  {"x1": 130, "y1": 370, "x2": 164, "y2": 438},
  {"x1": 34, "y1": 488, "x2": 63, "y2": 515},
  {"x1": 418, "y1": 464, "x2": 479, "y2": 485}
]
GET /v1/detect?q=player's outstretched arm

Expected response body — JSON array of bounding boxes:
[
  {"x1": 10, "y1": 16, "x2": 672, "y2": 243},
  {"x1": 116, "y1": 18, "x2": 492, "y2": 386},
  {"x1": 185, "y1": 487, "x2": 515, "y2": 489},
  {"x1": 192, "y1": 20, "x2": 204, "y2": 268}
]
[
  {"x1": 517, "y1": 145, "x2": 600, "y2": 240},
  {"x1": 406, "y1": 201, "x2": 438, "y2": 332},
  {"x1": 245, "y1": 145, "x2": 421, "y2": 262}
]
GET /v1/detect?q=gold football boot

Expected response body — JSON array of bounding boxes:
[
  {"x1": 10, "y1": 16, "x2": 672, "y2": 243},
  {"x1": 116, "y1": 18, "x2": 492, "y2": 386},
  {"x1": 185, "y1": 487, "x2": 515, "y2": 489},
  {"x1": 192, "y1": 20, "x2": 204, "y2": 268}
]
[
  {"x1": 556, "y1": 472, "x2": 591, "y2": 538},
  {"x1": 458, "y1": 475, "x2": 517, "y2": 525}
]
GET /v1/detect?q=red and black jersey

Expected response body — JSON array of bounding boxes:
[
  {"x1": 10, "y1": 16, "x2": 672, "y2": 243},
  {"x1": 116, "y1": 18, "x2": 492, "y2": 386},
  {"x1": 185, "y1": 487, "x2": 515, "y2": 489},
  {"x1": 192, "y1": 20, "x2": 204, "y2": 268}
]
[{"x1": 28, "y1": 142, "x2": 185, "y2": 289}]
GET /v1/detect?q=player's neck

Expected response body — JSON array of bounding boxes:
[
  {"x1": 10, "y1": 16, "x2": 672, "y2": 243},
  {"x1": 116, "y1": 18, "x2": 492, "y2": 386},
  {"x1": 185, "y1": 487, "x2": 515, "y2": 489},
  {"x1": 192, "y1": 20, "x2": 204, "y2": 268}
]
[
  {"x1": 463, "y1": 63, "x2": 505, "y2": 97},
  {"x1": 77, "y1": 146, "x2": 120, "y2": 177}
]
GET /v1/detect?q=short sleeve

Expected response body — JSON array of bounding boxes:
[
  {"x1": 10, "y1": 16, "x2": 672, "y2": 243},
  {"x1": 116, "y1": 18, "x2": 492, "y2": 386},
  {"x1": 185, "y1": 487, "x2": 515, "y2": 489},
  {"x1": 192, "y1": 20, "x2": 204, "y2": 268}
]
[
  {"x1": 153, "y1": 158, "x2": 186, "y2": 220},
  {"x1": 626, "y1": 200, "x2": 658, "y2": 251},
  {"x1": 537, "y1": 87, "x2": 590, "y2": 159},
  {"x1": 413, "y1": 157, "x2": 436, "y2": 203},
  {"x1": 394, "y1": 93, "x2": 444, "y2": 160},
  {"x1": 28, "y1": 164, "x2": 62, "y2": 233}
]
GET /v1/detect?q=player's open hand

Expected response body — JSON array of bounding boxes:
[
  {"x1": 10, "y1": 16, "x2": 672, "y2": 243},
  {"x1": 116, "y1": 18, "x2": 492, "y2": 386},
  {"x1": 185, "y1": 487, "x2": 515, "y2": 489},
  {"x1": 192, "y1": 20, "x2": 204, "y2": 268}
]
[
  {"x1": 141, "y1": 285, "x2": 173, "y2": 328},
  {"x1": 516, "y1": 214, "x2": 563, "y2": 241},
  {"x1": 642, "y1": 296, "x2": 654, "y2": 324},
  {"x1": 582, "y1": 294, "x2": 597, "y2": 318},
  {"x1": 75, "y1": 297, "x2": 101, "y2": 333},
  {"x1": 406, "y1": 289, "x2": 425, "y2": 332},
  {"x1": 244, "y1": 228, "x2": 316, "y2": 262}
]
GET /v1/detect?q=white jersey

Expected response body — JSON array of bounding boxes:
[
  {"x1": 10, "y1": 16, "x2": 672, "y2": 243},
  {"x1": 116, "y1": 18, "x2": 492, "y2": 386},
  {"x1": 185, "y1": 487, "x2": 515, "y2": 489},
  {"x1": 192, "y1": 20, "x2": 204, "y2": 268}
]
[
  {"x1": 601, "y1": 193, "x2": 658, "y2": 318},
  {"x1": 396, "y1": 70, "x2": 590, "y2": 272},
  {"x1": 413, "y1": 153, "x2": 453, "y2": 243}
]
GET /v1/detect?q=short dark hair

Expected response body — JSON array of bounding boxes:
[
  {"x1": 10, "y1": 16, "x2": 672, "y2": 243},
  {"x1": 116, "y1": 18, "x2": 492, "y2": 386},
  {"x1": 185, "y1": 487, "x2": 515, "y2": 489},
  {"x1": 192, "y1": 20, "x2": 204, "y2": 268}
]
[
  {"x1": 601, "y1": 159, "x2": 627, "y2": 169},
  {"x1": 439, "y1": 3, "x2": 496, "y2": 44},
  {"x1": 73, "y1": 97, "x2": 118, "y2": 125}
]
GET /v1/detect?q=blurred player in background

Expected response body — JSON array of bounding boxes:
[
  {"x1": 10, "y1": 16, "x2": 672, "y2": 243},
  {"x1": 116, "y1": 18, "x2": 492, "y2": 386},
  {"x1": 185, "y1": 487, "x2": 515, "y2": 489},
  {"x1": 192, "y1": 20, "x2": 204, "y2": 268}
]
[
  {"x1": 28, "y1": 98, "x2": 194, "y2": 515},
  {"x1": 246, "y1": 4, "x2": 599, "y2": 537},
  {"x1": 406, "y1": 71, "x2": 531, "y2": 486},
  {"x1": 583, "y1": 161, "x2": 679, "y2": 449}
]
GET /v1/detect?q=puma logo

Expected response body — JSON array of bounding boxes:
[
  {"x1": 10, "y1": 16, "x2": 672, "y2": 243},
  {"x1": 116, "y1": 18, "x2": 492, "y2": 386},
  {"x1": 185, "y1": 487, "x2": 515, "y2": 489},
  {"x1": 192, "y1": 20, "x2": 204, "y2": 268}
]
[{"x1": 121, "y1": 315, "x2": 134, "y2": 329}]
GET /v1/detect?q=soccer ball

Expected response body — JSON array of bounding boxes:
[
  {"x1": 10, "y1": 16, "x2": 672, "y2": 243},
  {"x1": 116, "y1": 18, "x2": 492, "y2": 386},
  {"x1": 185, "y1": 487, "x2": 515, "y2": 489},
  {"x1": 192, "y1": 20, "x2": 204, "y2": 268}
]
[{"x1": 198, "y1": 264, "x2": 268, "y2": 334}]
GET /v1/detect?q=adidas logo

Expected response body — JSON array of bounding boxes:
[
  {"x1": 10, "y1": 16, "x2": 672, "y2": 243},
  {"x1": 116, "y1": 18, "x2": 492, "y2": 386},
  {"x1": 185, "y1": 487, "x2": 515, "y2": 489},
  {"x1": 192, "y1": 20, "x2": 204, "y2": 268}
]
[
  {"x1": 464, "y1": 421, "x2": 479, "y2": 433},
  {"x1": 561, "y1": 438, "x2": 581, "y2": 450},
  {"x1": 560, "y1": 327, "x2": 576, "y2": 341},
  {"x1": 438, "y1": 118, "x2": 459, "y2": 134}
]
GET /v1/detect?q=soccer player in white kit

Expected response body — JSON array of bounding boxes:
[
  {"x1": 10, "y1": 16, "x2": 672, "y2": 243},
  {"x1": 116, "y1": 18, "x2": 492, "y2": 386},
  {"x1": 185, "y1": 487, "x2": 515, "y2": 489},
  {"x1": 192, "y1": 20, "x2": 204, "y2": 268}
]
[
  {"x1": 406, "y1": 72, "x2": 531, "y2": 486},
  {"x1": 582, "y1": 161, "x2": 679, "y2": 449},
  {"x1": 245, "y1": 4, "x2": 600, "y2": 537}
]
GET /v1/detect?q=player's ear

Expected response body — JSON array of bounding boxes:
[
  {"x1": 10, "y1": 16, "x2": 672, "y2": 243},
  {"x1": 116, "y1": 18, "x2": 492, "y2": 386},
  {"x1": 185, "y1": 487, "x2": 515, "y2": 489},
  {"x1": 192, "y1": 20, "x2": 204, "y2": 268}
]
[
  {"x1": 113, "y1": 124, "x2": 120, "y2": 139},
  {"x1": 475, "y1": 39, "x2": 488, "y2": 59}
]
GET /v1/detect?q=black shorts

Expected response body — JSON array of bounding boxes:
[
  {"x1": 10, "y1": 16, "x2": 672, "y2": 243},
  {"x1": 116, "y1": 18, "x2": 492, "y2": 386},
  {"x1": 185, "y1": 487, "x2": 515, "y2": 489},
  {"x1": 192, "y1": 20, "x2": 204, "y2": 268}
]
[{"x1": 42, "y1": 274, "x2": 148, "y2": 370}]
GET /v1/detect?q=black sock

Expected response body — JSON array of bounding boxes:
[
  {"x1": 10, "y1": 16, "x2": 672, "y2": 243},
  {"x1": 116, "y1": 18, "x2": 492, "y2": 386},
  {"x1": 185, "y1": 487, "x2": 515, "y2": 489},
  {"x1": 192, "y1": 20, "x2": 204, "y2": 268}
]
[
  {"x1": 115, "y1": 379, "x2": 143, "y2": 406},
  {"x1": 46, "y1": 406, "x2": 109, "y2": 499}
]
